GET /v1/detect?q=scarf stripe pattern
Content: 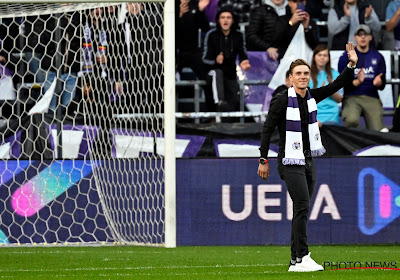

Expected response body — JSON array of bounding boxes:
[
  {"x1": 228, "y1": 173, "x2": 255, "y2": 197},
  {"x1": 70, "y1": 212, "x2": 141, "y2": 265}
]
[{"x1": 283, "y1": 87, "x2": 325, "y2": 165}]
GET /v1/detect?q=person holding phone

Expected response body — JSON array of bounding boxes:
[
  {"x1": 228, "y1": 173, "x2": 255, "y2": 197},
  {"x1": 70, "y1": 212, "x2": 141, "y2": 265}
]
[{"x1": 247, "y1": 0, "x2": 318, "y2": 60}]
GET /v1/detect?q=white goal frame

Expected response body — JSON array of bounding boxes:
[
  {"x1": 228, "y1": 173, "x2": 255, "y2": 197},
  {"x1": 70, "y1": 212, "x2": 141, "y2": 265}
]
[{"x1": 1, "y1": 0, "x2": 176, "y2": 248}]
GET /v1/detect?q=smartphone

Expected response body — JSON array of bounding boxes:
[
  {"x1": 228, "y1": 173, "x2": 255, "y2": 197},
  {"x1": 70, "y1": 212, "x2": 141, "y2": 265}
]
[{"x1": 297, "y1": 2, "x2": 305, "y2": 11}]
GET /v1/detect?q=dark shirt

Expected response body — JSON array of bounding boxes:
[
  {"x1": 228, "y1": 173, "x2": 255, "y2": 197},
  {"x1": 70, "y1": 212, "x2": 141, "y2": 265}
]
[
  {"x1": 175, "y1": 0, "x2": 210, "y2": 54},
  {"x1": 37, "y1": 12, "x2": 81, "y2": 73},
  {"x1": 107, "y1": 4, "x2": 164, "y2": 82},
  {"x1": 247, "y1": 5, "x2": 319, "y2": 59},
  {"x1": 202, "y1": 28, "x2": 248, "y2": 80},
  {"x1": 0, "y1": 17, "x2": 22, "y2": 68},
  {"x1": 259, "y1": 66, "x2": 354, "y2": 158}
]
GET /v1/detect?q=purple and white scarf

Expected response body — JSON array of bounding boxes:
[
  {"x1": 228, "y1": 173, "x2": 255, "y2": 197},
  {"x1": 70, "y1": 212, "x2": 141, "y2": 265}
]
[{"x1": 283, "y1": 87, "x2": 325, "y2": 165}]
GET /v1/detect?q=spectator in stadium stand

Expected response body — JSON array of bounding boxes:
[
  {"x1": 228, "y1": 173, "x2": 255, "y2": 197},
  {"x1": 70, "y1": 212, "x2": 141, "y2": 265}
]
[
  {"x1": 246, "y1": 0, "x2": 318, "y2": 60},
  {"x1": 117, "y1": 2, "x2": 164, "y2": 114},
  {"x1": 0, "y1": 18, "x2": 20, "y2": 77},
  {"x1": 385, "y1": 0, "x2": 400, "y2": 50},
  {"x1": 38, "y1": 12, "x2": 81, "y2": 112},
  {"x1": 258, "y1": 42, "x2": 358, "y2": 272},
  {"x1": 304, "y1": 0, "x2": 328, "y2": 20},
  {"x1": 175, "y1": 0, "x2": 216, "y2": 112},
  {"x1": 24, "y1": 15, "x2": 47, "y2": 84},
  {"x1": 81, "y1": 7, "x2": 110, "y2": 103},
  {"x1": 309, "y1": 44, "x2": 343, "y2": 127},
  {"x1": 0, "y1": 17, "x2": 20, "y2": 106},
  {"x1": 368, "y1": 0, "x2": 393, "y2": 50},
  {"x1": 202, "y1": 6, "x2": 251, "y2": 119},
  {"x1": 328, "y1": 0, "x2": 381, "y2": 50},
  {"x1": 272, "y1": 70, "x2": 292, "y2": 97},
  {"x1": 80, "y1": 7, "x2": 112, "y2": 156},
  {"x1": 338, "y1": 24, "x2": 386, "y2": 131}
]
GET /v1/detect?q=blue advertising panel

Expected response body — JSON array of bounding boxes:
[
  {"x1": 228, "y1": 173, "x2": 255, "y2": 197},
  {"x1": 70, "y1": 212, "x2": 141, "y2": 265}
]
[
  {"x1": 0, "y1": 160, "x2": 110, "y2": 244},
  {"x1": 176, "y1": 158, "x2": 400, "y2": 245},
  {"x1": 1, "y1": 158, "x2": 400, "y2": 245}
]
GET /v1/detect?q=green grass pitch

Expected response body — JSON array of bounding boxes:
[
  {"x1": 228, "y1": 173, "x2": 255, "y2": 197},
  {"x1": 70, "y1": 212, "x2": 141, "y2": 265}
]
[{"x1": 0, "y1": 245, "x2": 399, "y2": 279}]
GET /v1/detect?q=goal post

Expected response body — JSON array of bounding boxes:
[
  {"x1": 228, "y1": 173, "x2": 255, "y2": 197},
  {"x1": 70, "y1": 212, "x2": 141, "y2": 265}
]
[
  {"x1": 0, "y1": 0, "x2": 176, "y2": 247},
  {"x1": 163, "y1": 0, "x2": 176, "y2": 249}
]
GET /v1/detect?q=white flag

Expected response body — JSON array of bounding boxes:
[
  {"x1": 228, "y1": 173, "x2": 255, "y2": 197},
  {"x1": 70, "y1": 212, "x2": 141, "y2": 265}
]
[
  {"x1": 269, "y1": 25, "x2": 313, "y2": 90},
  {"x1": 28, "y1": 78, "x2": 56, "y2": 115}
]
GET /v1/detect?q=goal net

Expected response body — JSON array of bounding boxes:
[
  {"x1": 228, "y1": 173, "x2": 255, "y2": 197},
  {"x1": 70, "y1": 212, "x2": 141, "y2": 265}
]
[{"x1": 0, "y1": 1, "x2": 175, "y2": 247}]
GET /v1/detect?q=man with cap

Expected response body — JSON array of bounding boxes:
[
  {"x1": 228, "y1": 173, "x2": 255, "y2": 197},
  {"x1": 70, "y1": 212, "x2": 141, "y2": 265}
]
[{"x1": 338, "y1": 24, "x2": 386, "y2": 131}]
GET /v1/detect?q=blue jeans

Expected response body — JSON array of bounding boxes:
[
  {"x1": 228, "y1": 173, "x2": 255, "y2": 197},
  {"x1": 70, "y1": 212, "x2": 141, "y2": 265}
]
[
  {"x1": 24, "y1": 52, "x2": 46, "y2": 83},
  {"x1": 42, "y1": 71, "x2": 77, "y2": 110}
]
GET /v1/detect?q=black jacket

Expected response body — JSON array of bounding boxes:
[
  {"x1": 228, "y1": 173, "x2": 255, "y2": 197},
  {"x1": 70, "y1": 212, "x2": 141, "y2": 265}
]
[
  {"x1": 202, "y1": 6, "x2": 248, "y2": 79},
  {"x1": 260, "y1": 66, "x2": 354, "y2": 158},
  {"x1": 246, "y1": 5, "x2": 318, "y2": 59},
  {"x1": 202, "y1": 27, "x2": 248, "y2": 80},
  {"x1": 246, "y1": 4, "x2": 286, "y2": 52},
  {"x1": 35, "y1": 12, "x2": 81, "y2": 73},
  {"x1": 175, "y1": 0, "x2": 210, "y2": 55},
  {"x1": 0, "y1": 17, "x2": 23, "y2": 70}
]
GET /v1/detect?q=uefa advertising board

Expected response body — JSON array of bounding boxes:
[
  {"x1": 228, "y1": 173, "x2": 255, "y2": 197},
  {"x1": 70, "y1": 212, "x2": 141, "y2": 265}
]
[
  {"x1": 176, "y1": 158, "x2": 400, "y2": 245},
  {"x1": 0, "y1": 158, "x2": 399, "y2": 245}
]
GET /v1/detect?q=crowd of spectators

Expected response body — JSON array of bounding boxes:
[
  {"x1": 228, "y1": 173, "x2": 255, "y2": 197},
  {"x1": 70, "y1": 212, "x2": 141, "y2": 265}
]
[
  {"x1": 0, "y1": 1, "x2": 400, "y2": 130},
  {"x1": 176, "y1": 0, "x2": 400, "y2": 130}
]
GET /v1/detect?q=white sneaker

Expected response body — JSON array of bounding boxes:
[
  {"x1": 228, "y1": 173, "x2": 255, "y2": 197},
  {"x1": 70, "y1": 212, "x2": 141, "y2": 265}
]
[
  {"x1": 288, "y1": 264, "x2": 297, "y2": 272},
  {"x1": 288, "y1": 253, "x2": 324, "y2": 272},
  {"x1": 288, "y1": 260, "x2": 297, "y2": 272}
]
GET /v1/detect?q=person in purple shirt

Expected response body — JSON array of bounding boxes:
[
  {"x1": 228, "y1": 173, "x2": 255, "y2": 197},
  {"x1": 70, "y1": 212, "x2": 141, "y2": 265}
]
[{"x1": 338, "y1": 24, "x2": 386, "y2": 131}]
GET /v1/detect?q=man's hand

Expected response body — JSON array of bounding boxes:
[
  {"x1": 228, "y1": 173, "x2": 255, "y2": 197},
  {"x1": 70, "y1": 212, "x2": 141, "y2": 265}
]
[
  {"x1": 198, "y1": 0, "x2": 210, "y2": 12},
  {"x1": 365, "y1": 4, "x2": 373, "y2": 18},
  {"x1": 115, "y1": 82, "x2": 124, "y2": 96},
  {"x1": 179, "y1": 0, "x2": 189, "y2": 18},
  {"x1": 0, "y1": 55, "x2": 6, "y2": 64},
  {"x1": 83, "y1": 83, "x2": 93, "y2": 101},
  {"x1": 332, "y1": 92, "x2": 343, "y2": 103},
  {"x1": 346, "y1": 42, "x2": 358, "y2": 66},
  {"x1": 258, "y1": 162, "x2": 270, "y2": 181},
  {"x1": 216, "y1": 52, "x2": 224, "y2": 64},
  {"x1": 302, "y1": 11, "x2": 310, "y2": 29},
  {"x1": 344, "y1": 2, "x2": 351, "y2": 17},
  {"x1": 289, "y1": 9, "x2": 306, "y2": 26},
  {"x1": 373, "y1": 73, "x2": 383, "y2": 87},
  {"x1": 353, "y1": 68, "x2": 365, "y2": 87},
  {"x1": 127, "y1": 3, "x2": 143, "y2": 15},
  {"x1": 267, "y1": 47, "x2": 279, "y2": 61},
  {"x1": 357, "y1": 68, "x2": 365, "y2": 83},
  {"x1": 96, "y1": 53, "x2": 107, "y2": 64},
  {"x1": 240, "y1": 60, "x2": 251, "y2": 71}
]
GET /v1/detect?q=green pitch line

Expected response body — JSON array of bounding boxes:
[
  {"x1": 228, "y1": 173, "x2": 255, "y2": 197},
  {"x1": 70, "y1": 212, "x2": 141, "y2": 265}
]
[{"x1": 0, "y1": 245, "x2": 399, "y2": 279}]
